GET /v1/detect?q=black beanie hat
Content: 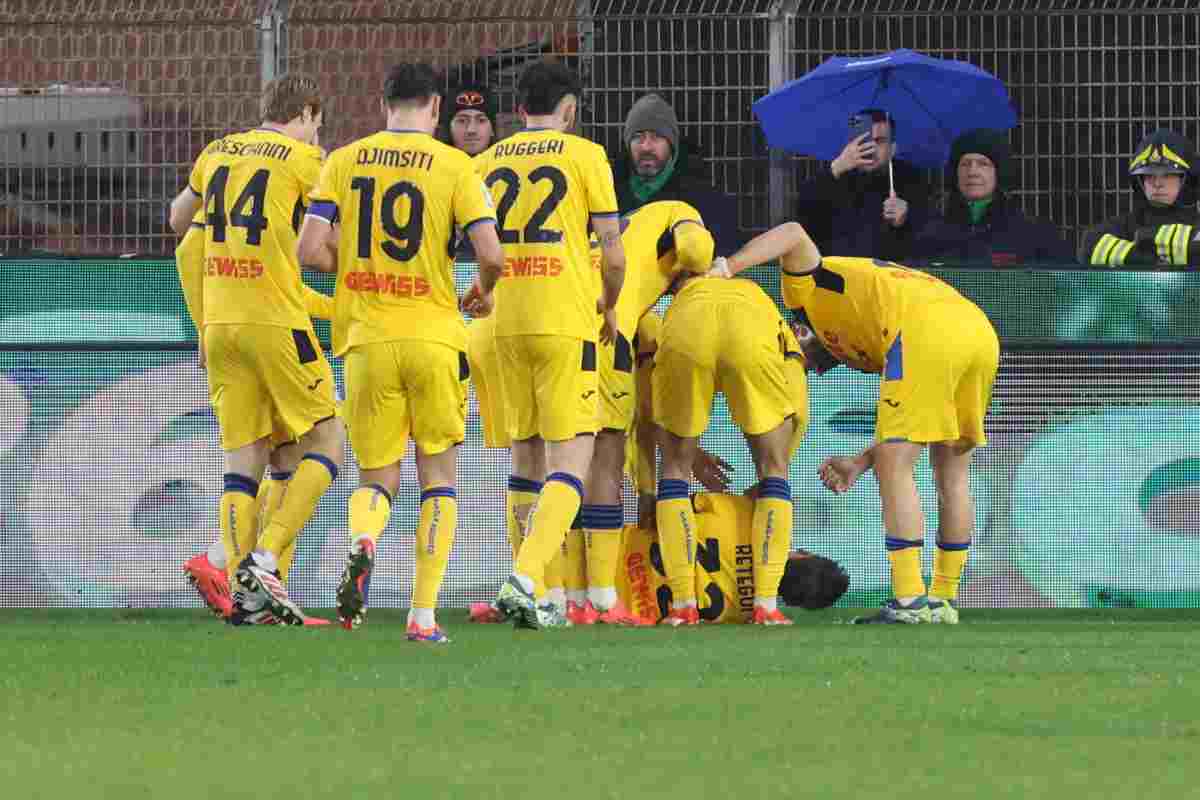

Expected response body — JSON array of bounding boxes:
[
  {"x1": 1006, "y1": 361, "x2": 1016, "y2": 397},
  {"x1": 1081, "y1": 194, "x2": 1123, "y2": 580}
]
[
  {"x1": 448, "y1": 83, "x2": 498, "y2": 131},
  {"x1": 950, "y1": 129, "x2": 1013, "y2": 188}
]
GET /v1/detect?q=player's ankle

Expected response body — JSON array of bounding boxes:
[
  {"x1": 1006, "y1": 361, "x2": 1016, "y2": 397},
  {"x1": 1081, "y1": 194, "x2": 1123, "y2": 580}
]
[
  {"x1": 754, "y1": 597, "x2": 778, "y2": 612},
  {"x1": 894, "y1": 595, "x2": 922, "y2": 606},
  {"x1": 671, "y1": 600, "x2": 698, "y2": 610},
  {"x1": 252, "y1": 549, "x2": 279, "y2": 573},
  {"x1": 408, "y1": 608, "x2": 436, "y2": 629},
  {"x1": 207, "y1": 539, "x2": 227, "y2": 571},
  {"x1": 588, "y1": 587, "x2": 618, "y2": 610}
]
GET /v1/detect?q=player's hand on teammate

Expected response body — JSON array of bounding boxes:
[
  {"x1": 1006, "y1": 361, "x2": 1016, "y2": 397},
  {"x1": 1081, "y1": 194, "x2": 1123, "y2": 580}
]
[
  {"x1": 692, "y1": 449, "x2": 733, "y2": 493},
  {"x1": 818, "y1": 455, "x2": 867, "y2": 493},
  {"x1": 461, "y1": 278, "x2": 494, "y2": 318},
  {"x1": 707, "y1": 256, "x2": 732, "y2": 279},
  {"x1": 598, "y1": 302, "x2": 618, "y2": 345}
]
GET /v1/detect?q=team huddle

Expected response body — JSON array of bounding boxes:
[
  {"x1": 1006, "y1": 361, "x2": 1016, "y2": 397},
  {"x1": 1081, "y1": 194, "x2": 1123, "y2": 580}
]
[{"x1": 170, "y1": 59, "x2": 997, "y2": 638}]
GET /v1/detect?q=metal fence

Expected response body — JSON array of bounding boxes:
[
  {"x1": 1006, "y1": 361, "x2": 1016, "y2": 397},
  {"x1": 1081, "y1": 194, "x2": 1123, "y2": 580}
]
[{"x1": 0, "y1": 0, "x2": 1197, "y2": 255}]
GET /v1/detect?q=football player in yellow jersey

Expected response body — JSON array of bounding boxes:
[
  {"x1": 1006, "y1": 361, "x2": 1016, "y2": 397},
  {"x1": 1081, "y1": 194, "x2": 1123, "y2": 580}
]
[
  {"x1": 167, "y1": 75, "x2": 346, "y2": 626},
  {"x1": 175, "y1": 208, "x2": 336, "y2": 622},
  {"x1": 571, "y1": 201, "x2": 723, "y2": 625},
  {"x1": 617, "y1": 493, "x2": 849, "y2": 624},
  {"x1": 652, "y1": 272, "x2": 800, "y2": 626},
  {"x1": 715, "y1": 221, "x2": 1000, "y2": 625},
  {"x1": 299, "y1": 63, "x2": 503, "y2": 643},
  {"x1": 463, "y1": 60, "x2": 626, "y2": 630}
]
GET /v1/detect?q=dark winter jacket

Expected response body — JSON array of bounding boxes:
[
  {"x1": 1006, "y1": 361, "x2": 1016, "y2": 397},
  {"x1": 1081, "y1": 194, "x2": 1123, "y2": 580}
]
[
  {"x1": 913, "y1": 191, "x2": 1075, "y2": 267},
  {"x1": 612, "y1": 139, "x2": 745, "y2": 254},
  {"x1": 1077, "y1": 130, "x2": 1200, "y2": 266},
  {"x1": 794, "y1": 159, "x2": 931, "y2": 262}
]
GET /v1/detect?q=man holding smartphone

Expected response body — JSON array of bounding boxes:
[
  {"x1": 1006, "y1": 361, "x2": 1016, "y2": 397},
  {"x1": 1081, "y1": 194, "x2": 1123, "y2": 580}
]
[{"x1": 795, "y1": 109, "x2": 930, "y2": 262}]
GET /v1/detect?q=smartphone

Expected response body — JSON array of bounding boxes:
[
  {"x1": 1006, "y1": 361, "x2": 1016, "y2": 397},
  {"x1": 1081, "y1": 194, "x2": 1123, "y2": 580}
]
[{"x1": 848, "y1": 113, "x2": 873, "y2": 143}]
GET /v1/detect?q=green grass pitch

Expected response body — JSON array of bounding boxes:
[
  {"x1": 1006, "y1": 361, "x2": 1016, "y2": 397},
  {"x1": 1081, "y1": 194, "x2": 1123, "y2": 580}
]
[{"x1": 3, "y1": 608, "x2": 1198, "y2": 800}]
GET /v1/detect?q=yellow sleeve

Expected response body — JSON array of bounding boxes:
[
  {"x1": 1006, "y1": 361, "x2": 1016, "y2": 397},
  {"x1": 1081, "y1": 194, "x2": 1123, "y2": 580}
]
[
  {"x1": 301, "y1": 284, "x2": 334, "y2": 320},
  {"x1": 295, "y1": 145, "x2": 324, "y2": 196},
  {"x1": 780, "y1": 272, "x2": 815, "y2": 310},
  {"x1": 452, "y1": 163, "x2": 498, "y2": 231},
  {"x1": 174, "y1": 225, "x2": 206, "y2": 331},
  {"x1": 584, "y1": 143, "x2": 620, "y2": 216}
]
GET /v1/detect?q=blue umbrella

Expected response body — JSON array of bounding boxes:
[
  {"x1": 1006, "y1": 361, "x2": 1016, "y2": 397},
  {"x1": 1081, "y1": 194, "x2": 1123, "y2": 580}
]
[{"x1": 753, "y1": 48, "x2": 1017, "y2": 170}]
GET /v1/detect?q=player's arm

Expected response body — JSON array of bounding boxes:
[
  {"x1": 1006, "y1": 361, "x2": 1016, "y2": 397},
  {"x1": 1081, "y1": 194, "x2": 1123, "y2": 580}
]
[
  {"x1": 712, "y1": 221, "x2": 822, "y2": 278},
  {"x1": 593, "y1": 215, "x2": 627, "y2": 308},
  {"x1": 169, "y1": 147, "x2": 214, "y2": 236},
  {"x1": 168, "y1": 186, "x2": 202, "y2": 237},
  {"x1": 299, "y1": 157, "x2": 341, "y2": 273},
  {"x1": 455, "y1": 170, "x2": 504, "y2": 316}
]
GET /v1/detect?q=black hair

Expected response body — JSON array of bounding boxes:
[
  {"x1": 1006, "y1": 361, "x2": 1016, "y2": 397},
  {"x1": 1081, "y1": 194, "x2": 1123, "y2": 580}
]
[
  {"x1": 517, "y1": 60, "x2": 582, "y2": 116},
  {"x1": 778, "y1": 555, "x2": 850, "y2": 610},
  {"x1": 861, "y1": 109, "x2": 897, "y2": 137},
  {"x1": 384, "y1": 63, "x2": 442, "y2": 107}
]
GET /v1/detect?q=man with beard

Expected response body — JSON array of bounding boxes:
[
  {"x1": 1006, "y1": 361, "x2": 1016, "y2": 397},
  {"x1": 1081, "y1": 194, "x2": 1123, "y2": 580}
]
[
  {"x1": 612, "y1": 93, "x2": 744, "y2": 253},
  {"x1": 794, "y1": 109, "x2": 931, "y2": 263}
]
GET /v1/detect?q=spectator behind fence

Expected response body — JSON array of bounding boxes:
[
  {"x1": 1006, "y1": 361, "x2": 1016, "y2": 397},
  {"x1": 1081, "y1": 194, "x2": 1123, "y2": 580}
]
[
  {"x1": 914, "y1": 129, "x2": 1073, "y2": 267},
  {"x1": 794, "y1": 110, "x2": 930, "y2": 262},
  {"x1": 444, "y1": 82, "x2": 499, "y2": 157},
  {"x1": 1079, "y1": 129, "x2": 1200, "y2": 268},
  {"x1": 445, "y1": 83, "x2": 500, "y2": 261},
  {"x1": 612, "y1": 93, "x2": 743, "y2": 252}
]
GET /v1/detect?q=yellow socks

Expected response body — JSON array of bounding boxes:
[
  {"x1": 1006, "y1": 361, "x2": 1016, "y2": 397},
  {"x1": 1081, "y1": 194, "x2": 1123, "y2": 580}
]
[
  {"x1": 256, "y1": 470, "x2": 294, "y2": 583},
  {"x1": 348, "y1": 483, "x2": 392, "y2": 547},
  {"x1": 258, "y1": 454, "x2": 337, "y2": 559},
  {"x1": 931, "y1": 541, "x2": 970, "y2": 601},
  {"x1": 583, "y1": 504, "x2": 623, "y2": 610},
  {"x1": 655, "y1": 479, "x2": 697, "y2": 607},
  {"x1": 219, "y1": 473, "x2": 260, "y2": 579},
  {"x1": 505, "y1": 476, "x2": 542, "y2": 561},
  {"x1": 752, "y1": 478, "x2": 792, "y2": 610},
  {"x1": 563, "y1": 516, "x2": 588, "y2": 605},
  {"x1": 514, "y1": 472, "x2": 584, "y2": 595},
  {"x1": 412, "y1": 487, "x2": 458, "y2": 610},
  {"x1": 886, "y1": 537, "x2": 927, "y2": 600}
]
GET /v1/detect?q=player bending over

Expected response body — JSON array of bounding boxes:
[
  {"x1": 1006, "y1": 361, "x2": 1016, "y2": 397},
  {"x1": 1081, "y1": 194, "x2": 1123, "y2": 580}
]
[
  {"x1": 711, "y1": 222, "x2": 999, "y2": 624},
  {"x1": 652, "y1": 266, "x2": 802, "y2": 625}
]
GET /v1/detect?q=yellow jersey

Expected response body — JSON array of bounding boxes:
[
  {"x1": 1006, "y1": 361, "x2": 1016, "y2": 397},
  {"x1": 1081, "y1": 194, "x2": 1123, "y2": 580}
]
[
  {"x1": 188, "y1": 128, "x2": 322, "y2": 329},
  {"x1": 589, "y1": 201, "x2": 713, "y2": 339},
  {"x1": 780, "y1": 256, "x2": 969, "y2": 373},
  {"x1": 617, "y1": 493, "x2": 759, "y2": 624},
  {"x1": 473, "y1": 129, "x2": 619, "y2": 340},
  {"x1": 309, "y1": 130, "x2": 495, "y2": 356}
]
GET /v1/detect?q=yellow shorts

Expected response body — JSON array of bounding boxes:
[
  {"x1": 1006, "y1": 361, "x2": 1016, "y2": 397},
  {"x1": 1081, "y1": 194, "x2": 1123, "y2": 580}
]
[
  {"x1": 205, "y1": 323, "x2": 337, "y2": 451},
  {"x1": 496, "y1": 334, "x2": 599, "y2": 443},
  {"x1": 653, "y1": 295, "x2": 794, "y2": 439},
  {"x1": 466, "y1": 315, "x2": 509, "y2": 449},
  {"x1": 876, "y1": 302, "x2": 999, "y2": 447},
  {"x1": 344, "y1": 339, "x2": 469, "y2": 468},
  {"x1": 598, "y1": 330, "x2": 636, "y2": 432}
]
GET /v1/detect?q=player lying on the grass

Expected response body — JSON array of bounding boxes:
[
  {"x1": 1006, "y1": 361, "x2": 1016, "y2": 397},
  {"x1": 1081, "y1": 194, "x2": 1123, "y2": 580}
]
[
  {"x1": 472, "y1": 492, "x2": 849, "y2": 623},
  {"x1": 710, "y1": 221, "x2": 999, "y2": 624},
  {"x1": 299, "y1": 63, "x2": 504, "y2": 643},
  {"x1": 170, "y1": 90, "x2": 346, "y2": 626}
]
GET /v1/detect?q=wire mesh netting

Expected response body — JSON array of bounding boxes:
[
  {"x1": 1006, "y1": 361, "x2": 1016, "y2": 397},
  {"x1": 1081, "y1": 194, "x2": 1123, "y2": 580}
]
[{"x1": 4, "y1": 1, "x2": 1197, "y2": 255}]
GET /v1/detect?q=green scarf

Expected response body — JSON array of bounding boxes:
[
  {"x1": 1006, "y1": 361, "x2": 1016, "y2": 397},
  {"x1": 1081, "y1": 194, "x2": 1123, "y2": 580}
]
[
  {"x1": 967, "y1": 197, "x2": 993, "y2": 225},
  {"x1": 629, "y1": 148, "x2": 679, "y2": 203}
]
